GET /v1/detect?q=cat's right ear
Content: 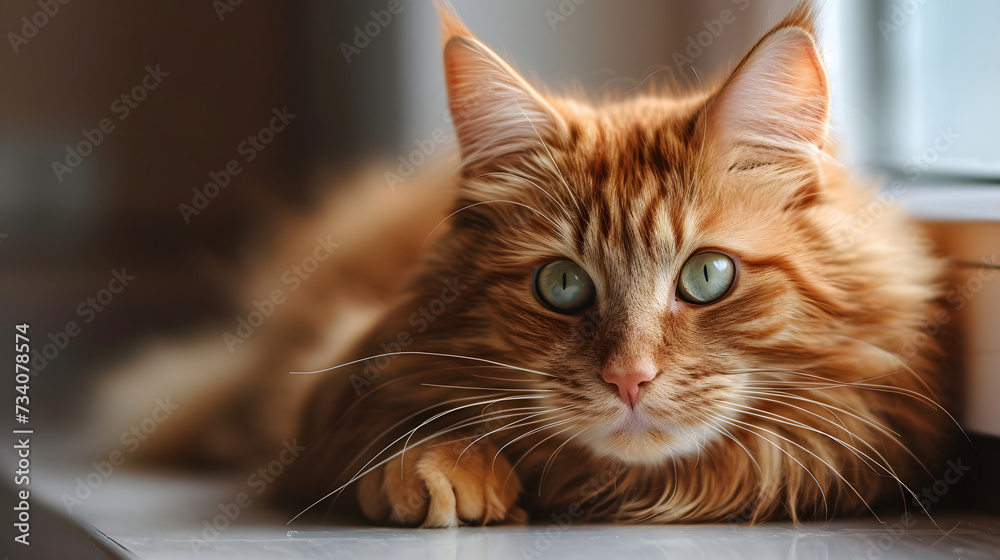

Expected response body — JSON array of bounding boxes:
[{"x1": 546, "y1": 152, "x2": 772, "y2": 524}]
[
  {"x1": 438, "y1": 3, "x2": 566, "y2": 171},
  {"x1": 705, "y1": 3, "x2": 830, "y2": 156}
]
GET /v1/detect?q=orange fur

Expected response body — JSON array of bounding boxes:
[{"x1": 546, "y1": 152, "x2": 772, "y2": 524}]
[{"x1": 250, "y1": 1, "x2": 956, "y2": 526}]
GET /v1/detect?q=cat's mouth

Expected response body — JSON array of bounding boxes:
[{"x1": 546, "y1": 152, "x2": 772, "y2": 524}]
[{"x1": 581, "y1": 410, "x2": 715, "y2": 465}]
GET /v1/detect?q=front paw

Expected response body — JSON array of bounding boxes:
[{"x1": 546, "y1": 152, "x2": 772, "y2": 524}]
[{"x1": 358, "y1": 436, "x2": 525, "y2": 527}]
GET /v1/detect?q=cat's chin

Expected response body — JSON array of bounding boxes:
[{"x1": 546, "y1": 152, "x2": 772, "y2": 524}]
[{"x1": 581, "y1": 414, "x2": 715, "y2": 466}]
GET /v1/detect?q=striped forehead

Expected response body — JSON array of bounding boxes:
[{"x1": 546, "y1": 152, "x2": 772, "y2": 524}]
[{"x1": 570, "y1": 118, "x2": 696, "y2": 271}]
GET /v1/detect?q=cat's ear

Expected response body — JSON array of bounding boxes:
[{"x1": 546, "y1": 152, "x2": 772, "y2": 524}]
[
  {"x1": 707, "y1": 6, "x2": 829, "y2": 155},
  {"x1": 437, "y1": 4, "x2": 566, "y2": 171}
]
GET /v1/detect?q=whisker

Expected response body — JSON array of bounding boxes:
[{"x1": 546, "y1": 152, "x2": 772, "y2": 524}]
[
  {"x1": 714, "y1": 416, "x2": 830, "y2": 520},
  {"x1": 332, "y1": 392, "x2": 507, "y2": 487},
  {"x1": 452, "y1": 407, "x2": 574, "y2": 467},
  {"x1": 419, "y1": 199, "x2": 574, "y2": 254},
  {"x1": 501, "y1": 421, "x2": 579, "y2": 496},
  {"x1": 344, "y1": 395, "x2": 544, "y2": 499},
  {"x1": 476, "y1": 171, "x2": 575, "y2": 225},
  {"x1": 421, "y1": 382, "x2": 554, "y2": 393},
  {"x1": 538, "y1": 425, "x2": 589, "y2": 493},
  {"x1": 749, "y1": 376, "x2": 967, "y2": 443},
  {"x1": 717, "y1": 401, "x2": 892, "y2": 478},
  {"x1": 704, "y1": 415, "x2": 764, "y2": 479},
  {"x1": 734, "y1": 388, "x2": 937, "y2": 493},
  {"x1": 288, "y1": 395, "x2": 547, "y2": 524},
  {"x1": 291, "y1": 351, "x2": 556, "y2": 378},
  {"x1": 717, "y1": 399, "x2": 937, "y2": 524},
  {"x1": 720, "y1": 415, "x2": 881, "y2": 522},
  {"x1": 735, "y1": 388, "x2": 901, "y2": 438},
  {"x1": 513, "y1": 99, "x2": 584, "y2": 216},
  {"x1": 400, "y1": 394, "x2": 554, "y2": 472}
]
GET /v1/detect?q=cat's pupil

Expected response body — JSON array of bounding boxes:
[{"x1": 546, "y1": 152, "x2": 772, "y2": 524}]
[
  {"x1": 676, "y1": 251, "x2": 737, "y2": 304},
  {"x1": 533, "y1": 259, "x2": 596, "y2": 313}
]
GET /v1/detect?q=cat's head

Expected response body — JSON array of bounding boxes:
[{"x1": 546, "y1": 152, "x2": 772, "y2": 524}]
[{"x1": 427, "y1": 2, "x2": 938, "y2": 466}]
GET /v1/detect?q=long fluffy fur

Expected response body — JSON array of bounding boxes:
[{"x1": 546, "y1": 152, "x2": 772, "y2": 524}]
[{"x1": 261, "y1": 1, "x2": 954, "y2": 526}]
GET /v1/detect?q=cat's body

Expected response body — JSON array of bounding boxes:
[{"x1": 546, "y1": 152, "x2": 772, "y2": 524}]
[
  {"x1": 106, "y1": 1, "x2": 953, "y2": 527},
  {"x1": 264, "y1": 3, "x2": 953, "y2": 526}
]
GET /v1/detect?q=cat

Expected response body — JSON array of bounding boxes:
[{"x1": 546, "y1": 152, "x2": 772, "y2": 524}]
[
  {"x1": 257, "y1": 1, "x2": 954, "y2": 527},
  {"x1": 96, "y1": 0, "x2": 953, "y2": 528}
]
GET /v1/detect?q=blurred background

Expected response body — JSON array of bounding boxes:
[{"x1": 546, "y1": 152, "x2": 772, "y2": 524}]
[{"x1": 1, "y1": 0, "x2": 998, "y2": 511}]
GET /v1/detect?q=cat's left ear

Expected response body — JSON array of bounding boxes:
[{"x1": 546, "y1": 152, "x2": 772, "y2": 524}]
[
  {"x1": 437, "y1": 3, "x2": 567, "y2": 172},
  {"x1": 706, "y1": 4, "x2": 830, "y2": 157}
]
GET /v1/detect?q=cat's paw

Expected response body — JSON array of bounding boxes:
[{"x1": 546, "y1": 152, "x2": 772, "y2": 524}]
[{"x1": 358, "y1": 436, "x2": 525, "y2": 527}]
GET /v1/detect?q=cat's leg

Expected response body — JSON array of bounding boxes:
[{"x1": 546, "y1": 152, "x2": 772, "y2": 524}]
[{"x1": 356, "y1": 435, "x2": 526, "y2": 527}]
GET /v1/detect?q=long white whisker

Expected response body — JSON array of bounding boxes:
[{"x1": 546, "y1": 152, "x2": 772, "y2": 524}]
[
  {"x1": 334, "y1": 392, "x2": 507, "y2": 484},
  {"x1": 287, "y1": 395, "x2": 545, "y2": 525},
  {"x1": 704, "y1": 415, "x2": 763, "y2": 479},
  {"x1": 539, "y1": 425, "x2": 589, "y2": 493},
  {"x1": 513, "y1": 99, "x2": 583, "y2": 216},
  {"x1": 714, "y1": 416, "x2": 829, "y2": 519},
  {"x1": 291, "y1": 351, "x2": 555, "y2": 378},
  {"x1": 734, "y1": 388, "x2": 938, "y2": 496},
  {"x1": 720, "y1": 414, "x2": 883, "y2": 522},
  {"x1": 419, "y1": 199, "x2": 574, "y2": 253},
  {"x1": 400, "y1": 394, "x2": 553, "y2": 473},
  {"x1": 735, "y1": 388, "x2": 900, "y2": 438},
  {"x1": 453, "y1": 407, "x2": 574, "y2": 467},
  {"x1": 718, "y1": 401, "x2": 890, "y2": 477},
  {"x1": 502, "y1": 421, "x2": 579, "y2": 496},
  {"x1": 718, "y1": 400, "x2": 936, "y2": 523},
  {"x1": 476, "y1": 171, "x2": 575, "y2": 224},
  {"x1": 421, "y1": 382, "x2": 554, "y2": 393}
]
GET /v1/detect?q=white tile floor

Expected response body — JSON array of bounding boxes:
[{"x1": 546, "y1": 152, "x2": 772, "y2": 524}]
[{"x1": 34, "y1": 468, "x2": 1000, "y2": 560}]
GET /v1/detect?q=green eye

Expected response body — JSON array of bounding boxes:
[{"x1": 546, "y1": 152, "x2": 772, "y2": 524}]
[
  {"x1": 677, "y1": 251, "x2": 737, "y2": 304},
  {"x1": 533, "y1": 259, "x2": 596, "y2": 313}
]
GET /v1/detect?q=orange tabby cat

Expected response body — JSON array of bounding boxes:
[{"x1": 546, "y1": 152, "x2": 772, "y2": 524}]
[
  {"x1": 96, "y1": 1, "x2": 952, "y2": 526},
  {"x1": 252, "y1": 1, "x2": 954, "y2": 526}
]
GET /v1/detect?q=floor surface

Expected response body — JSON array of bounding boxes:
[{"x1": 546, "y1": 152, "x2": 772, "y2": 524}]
[{"x1": 28, "y1": 468, "x2": 1000, "y2": 559}]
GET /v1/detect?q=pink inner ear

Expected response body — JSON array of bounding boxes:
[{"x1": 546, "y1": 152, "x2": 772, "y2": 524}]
[
  {"x1": 710, "y1": 27, "x2": 830, "y2": 148},
  {"x1": 443, "y1": 37, "x2": 564, "y2": 170}
]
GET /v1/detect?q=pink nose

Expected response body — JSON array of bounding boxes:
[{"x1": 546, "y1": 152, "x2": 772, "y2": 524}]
[{"x1": 601, "y1": 360, "x2": 658, "y2": 409}]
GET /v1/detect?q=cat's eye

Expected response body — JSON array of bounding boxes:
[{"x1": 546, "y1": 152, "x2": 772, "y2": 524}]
[
  {"x1": 533, "y1": 259, "x2": 596, "y2": 313},
  {"x1": 677, "y1": 251, "x2": 737, "y2": 304}
]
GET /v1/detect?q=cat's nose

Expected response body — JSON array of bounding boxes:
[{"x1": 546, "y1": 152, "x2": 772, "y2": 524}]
[{"x1": 601, "y1": 360, "x2": 658, "y2": 409}]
